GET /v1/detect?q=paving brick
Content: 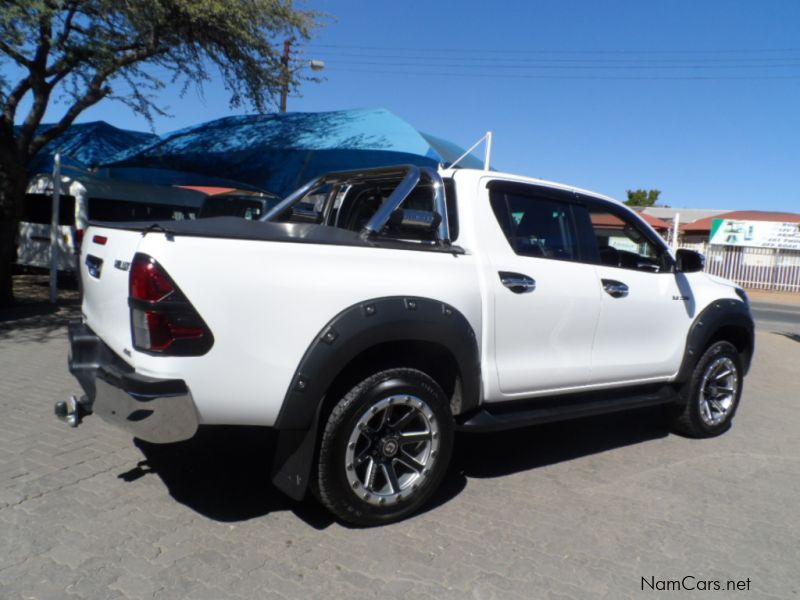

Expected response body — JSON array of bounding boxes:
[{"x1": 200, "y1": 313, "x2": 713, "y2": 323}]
[{"x1": 1, "y1": 309, "x2": 799, "y2": 599}]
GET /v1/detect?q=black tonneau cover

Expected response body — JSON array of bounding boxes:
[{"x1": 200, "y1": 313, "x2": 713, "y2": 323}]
[{"x1": 90, "y1": 217, "x2": 465, "y2": 254}]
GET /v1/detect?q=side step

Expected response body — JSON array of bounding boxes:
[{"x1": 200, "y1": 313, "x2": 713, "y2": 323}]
[{"x1": 457, "y1": 384, "x2": 677, "y2": 432}]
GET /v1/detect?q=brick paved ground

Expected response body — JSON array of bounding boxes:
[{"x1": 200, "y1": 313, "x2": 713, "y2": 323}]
[{"x1": 1, "y1": 277, "x2": 798, "y2": 599}]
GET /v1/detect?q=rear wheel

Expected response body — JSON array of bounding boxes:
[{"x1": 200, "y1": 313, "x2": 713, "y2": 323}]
[
  {"x1": 315, "y1": 368, "x2": 454, "y2": 526},
  {"x1": 671, "y1": 341, "x2": 743, "y2": 438}
]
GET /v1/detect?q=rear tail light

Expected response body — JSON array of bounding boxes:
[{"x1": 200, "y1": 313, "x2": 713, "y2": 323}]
[
  {"x1": 92, "y1": 235, "x2": 107, "y2": 245},
  {"x1": 131, "y1": 255, "x2": 174, "y2": 303},
  {"x1": 129, "y1": 254, "x2": 213, "y2": 355},
  {"x1": 75, "y1": 228, "x2": 85, "y2": 251}
]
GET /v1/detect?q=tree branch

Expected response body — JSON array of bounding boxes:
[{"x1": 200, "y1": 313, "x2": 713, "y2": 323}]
[
  {"x1": 16, "y1": 12, "x2": 55, "y2": 156},
  {"x1": 31, "y1": 12, "x2": 54, "y2": 72},
  {"x1": 4, "y1": 0, "x2": 318, "y2": 164},
  {"x1": 0, "y1": 40, "x2": 31, "y2": 68},
  {"x1": 27, "y1": 73, "x2": 110, "y2": 158},
  {"x1": 52, "y1": 2, "x2": 79, "y2": 51},
  {"x1": 46, "y1": 38, "x2": 146, "y2": 78},
  {"x1": 2, "y1": 76, "x2": 32, "y2": 124},
  {"x1": 26, "y1": 43, "x2": 161, "y2": 157}
]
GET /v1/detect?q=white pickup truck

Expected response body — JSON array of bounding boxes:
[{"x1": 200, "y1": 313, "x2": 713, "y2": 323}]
[{"x1": 61, "y1": 165, "x2": 754, "y2": 525}]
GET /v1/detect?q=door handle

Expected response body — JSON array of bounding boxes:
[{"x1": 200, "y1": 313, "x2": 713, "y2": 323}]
[
  {"x1": 499, "y1": 271, "x2": 536, "y2": 294},
  {"x1": 602, "y1": 279, "x2": 629, "y2": 298}
]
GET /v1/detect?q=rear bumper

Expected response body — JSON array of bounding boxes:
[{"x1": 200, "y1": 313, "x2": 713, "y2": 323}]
[{"x1": 67, "y1": 321, "x2": 199, "y2": 443}]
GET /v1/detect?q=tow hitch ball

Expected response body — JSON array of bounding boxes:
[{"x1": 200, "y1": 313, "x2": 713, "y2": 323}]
[{"x1": 54, "y1": 395, "x2": 90, "y2": 427}]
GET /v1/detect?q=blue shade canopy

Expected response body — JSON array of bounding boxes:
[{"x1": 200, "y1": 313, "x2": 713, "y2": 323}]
[
  {"x1": 105, "y1": 108, "x2": 483, "y2": 196},
  {"x1": 23, "y1": 121, "x2": 158, "y2": 174}
]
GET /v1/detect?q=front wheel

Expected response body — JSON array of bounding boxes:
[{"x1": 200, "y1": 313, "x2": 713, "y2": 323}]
[
  {"x1": 670, "y1": 341, "x2": 744, "y2": 438},
  {"x1": 315, "y1": 368, "x2": 454, "y2": 526}
]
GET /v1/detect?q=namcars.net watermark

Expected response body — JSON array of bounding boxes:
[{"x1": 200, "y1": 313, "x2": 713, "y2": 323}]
[{"x1": 642, "y1": 576, "x2": 752, "y2": 592}]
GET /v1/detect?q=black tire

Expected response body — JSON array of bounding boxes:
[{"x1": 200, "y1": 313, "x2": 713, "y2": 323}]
[
  {"x1": 315, "y1": 368, "x2": 454, "y2": 526},
  {"x1": 670, "y1": 341, "x2": 743, "y2": 438}
]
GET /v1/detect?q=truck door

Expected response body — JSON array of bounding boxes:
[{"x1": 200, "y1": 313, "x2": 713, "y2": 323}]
[
  {"x1": 577, "y1": 196, "x2": 694, "y2": 383},
  {"x1": 480, "y1": 180, "x2": 602, "y2": 398}
]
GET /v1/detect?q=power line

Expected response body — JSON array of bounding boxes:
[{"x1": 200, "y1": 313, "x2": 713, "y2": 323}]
[
  {"x1": 301, "y1": 43, "x2": 800, "y2": 81},
  {"x1": 324, "y1": 67, "x2": 800, "y2": 81},
  {"x1": 305, "y1": 43, "x2": 800, "y2": 55},
  {"x1": 311, "y1": 51, "x2": 800, "y2": 64},
  {"x1": 318, "y1": 60, "x2": 800, "y2": 70}
]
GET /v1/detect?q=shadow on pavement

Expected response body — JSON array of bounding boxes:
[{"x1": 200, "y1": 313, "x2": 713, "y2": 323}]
[
  {"x1": 0, "y1": 300, "x2": 60, "y2": 323},
  {"x1": 777, "y1": 332, "x2": 800, "y2": 344},
  {"x1": 0, "y1": 274, "x2": 80, "y2": 342},
  {"x1": 0, "y1": 300, "x2": 80, "y2": 341},
  {"x1": 125, "y1": 406, "x2": 668, "y2": 527},
  {"x1": 453, "y1": 405, "x2": 669, "y2": 479},
  {"x1": 126, "y1": 427, "x2": 336, "y2": 529}
]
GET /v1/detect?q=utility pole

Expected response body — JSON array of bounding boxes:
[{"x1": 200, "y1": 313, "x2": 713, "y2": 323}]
[
  {"x1": 279, "y1": 38, "x2": 292, "y2": 113},
  {"x1": 278, "y1": 39, "x2": 324, "y2": 112}
]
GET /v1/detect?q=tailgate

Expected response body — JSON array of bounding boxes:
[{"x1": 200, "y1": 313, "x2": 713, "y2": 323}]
[{"x1": 80, "y1": 225, "x2": 143, "y2": 364}]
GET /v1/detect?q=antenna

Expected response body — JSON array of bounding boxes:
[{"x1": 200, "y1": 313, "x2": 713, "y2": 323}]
[{"x1": 449, "y1": 131, "x2": 494, "y2": 170}]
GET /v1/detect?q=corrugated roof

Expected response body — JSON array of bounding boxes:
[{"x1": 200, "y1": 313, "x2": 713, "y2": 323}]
[
  {"x1": 176, "y1": 186, "x2": 236, "y2": 196},
  {"x1": 682, "y1": 210, "x2": 800, "y2": 232},
  {"x1": 592, "y1": 210, "x2": 671, "y2": 231},
  {"x1": 635, "y1": 212, "x2": 672, "y2": 231},
  {"x1": 642, "y1": 207, "x2": 732, "y2": 222}
]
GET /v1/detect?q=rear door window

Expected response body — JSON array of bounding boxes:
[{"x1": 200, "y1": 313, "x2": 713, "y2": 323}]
[{"x1": 489, "y1": 186, "x2": 579, "y2": 261}]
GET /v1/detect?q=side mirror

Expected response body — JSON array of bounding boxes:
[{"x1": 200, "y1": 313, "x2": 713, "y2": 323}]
[
  {"x1": 387, "y1": 209, "x2": 442, "y2": 233},
  {"x1": 675, "y1": 249, "x2": 705, "y2": 273}
]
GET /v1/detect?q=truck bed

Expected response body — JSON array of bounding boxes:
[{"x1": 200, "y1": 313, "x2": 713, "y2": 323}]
[{"x1": 92, "y1": 217, "x2": 463, "y2": 254}]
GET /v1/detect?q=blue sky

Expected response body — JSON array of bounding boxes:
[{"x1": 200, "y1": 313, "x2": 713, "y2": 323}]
[{"x1": 11, "y1": 0, "x2": 800, "y2": 211}]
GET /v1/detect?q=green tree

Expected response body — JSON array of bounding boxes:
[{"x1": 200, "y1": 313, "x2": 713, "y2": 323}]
[
  {"x1": 624, "y1": 189, "x2": 662, "y2": 207},
  {"x1": 0, "y1": 0, "x2": 318, "y2": 305}
]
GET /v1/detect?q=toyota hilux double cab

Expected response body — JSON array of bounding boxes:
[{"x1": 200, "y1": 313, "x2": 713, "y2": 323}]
[{"x1": 60, "y1": 165, "x2": 754, "y2": 526}]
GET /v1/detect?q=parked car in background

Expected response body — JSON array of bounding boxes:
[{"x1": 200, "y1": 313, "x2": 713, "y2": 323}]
[
  {"x1": 196, "y1": 189, "x2": 282, "y2": 221},
  {"x1": 18, "y1": 173, "x2": 206, "y2": 273}
]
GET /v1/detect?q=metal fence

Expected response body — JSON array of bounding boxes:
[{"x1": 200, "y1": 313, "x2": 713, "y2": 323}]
[{"x1": 679, "y1": 242, "x2": 800, "y2": 293}]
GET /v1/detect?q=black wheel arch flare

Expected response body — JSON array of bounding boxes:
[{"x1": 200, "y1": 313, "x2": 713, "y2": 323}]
[
  {"x1": 271, "y1": 296, "x2": 481, "y2": 500},
  {"x1": 676, "y1": 298, "x2": 755, "y2": 386}
]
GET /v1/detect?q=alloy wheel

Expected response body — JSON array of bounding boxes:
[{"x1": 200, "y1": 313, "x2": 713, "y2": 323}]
[
  {"x1": 698, "y1": 356, "x2": 739, "y2": 426},
  {"x1": 344, "y1": 394, "x2": 440, "y2": 506}
]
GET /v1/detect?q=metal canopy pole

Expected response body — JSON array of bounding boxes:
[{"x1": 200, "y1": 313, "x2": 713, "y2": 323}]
[
  {"x1": 671, "y1": 212, "x2": 681, "y2": 251},
  {"x1": 49, "y1": 151, "x2": 61, "y2": 304},
  {"x1": 484, "y1": 131, "x2": 493, "y2": 170},
  {"x1": 449, "y1": 131, "x2": 494, "y2": 170}
]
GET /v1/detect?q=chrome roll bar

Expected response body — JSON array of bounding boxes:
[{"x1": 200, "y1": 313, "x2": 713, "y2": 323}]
[
  {"x1": 362, "y1": 165, "x2": 421, "y2": 235},
  {"x1": 262, "y1": 164, "x2": 450, "y2": 244},
  {"x1": 421, "y1": 166, "x2": 449, "y2": 244},
  {"x1": 262, "y1": 174, "x2": 327, "y2": 222}
]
